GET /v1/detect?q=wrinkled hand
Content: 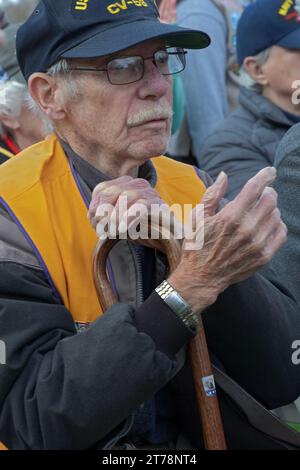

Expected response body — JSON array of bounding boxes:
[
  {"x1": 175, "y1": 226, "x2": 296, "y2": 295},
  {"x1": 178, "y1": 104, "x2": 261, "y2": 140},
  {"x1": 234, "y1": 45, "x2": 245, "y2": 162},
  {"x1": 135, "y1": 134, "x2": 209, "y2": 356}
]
[
  {"x1": 88, "y1": 176, "x2": 179, "y2": 247},
  {"x1": 159, "y1": 0, "x2": 177, "y2": 23},
  {"x1": 168, "y1": 167, "x2": 287, "y2": 313}
]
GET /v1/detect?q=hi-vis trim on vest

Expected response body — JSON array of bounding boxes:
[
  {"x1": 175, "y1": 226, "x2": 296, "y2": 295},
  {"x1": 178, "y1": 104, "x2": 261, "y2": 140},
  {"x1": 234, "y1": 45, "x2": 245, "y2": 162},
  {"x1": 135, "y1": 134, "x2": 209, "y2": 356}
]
[
  {"x1": 72, "y1": 0, "x2": 149, "y2": 16},
  {"x1": 279, "y1": 0, "x2": 293, "y2": 16},
  {"x1": 0, "y1": 146, "x2": 14, "y2": 160}
]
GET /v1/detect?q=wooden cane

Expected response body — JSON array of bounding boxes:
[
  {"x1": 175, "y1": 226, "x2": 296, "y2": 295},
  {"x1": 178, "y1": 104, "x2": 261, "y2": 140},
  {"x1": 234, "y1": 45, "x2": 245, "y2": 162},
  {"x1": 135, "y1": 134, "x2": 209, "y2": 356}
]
[{"x1": 93, "y1": 227, "x2": 227, "y2": 450}]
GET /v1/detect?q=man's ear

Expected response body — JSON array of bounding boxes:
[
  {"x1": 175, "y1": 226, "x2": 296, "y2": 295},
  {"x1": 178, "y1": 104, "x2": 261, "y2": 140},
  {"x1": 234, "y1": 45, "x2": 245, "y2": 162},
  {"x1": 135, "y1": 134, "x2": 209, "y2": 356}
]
[
  {"x1": 243, "y1": 56, "x2": 269, "y2": 86},
  {"x1": 28, "y1": 73, "x2": 67, "y2": 121}
]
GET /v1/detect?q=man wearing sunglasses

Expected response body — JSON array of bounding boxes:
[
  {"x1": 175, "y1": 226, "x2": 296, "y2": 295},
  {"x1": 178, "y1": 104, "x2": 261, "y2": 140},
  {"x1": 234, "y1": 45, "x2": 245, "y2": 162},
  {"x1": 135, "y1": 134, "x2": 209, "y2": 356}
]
[{"x1": 0, "y1": 0, "x2": 299, "y2": 451}]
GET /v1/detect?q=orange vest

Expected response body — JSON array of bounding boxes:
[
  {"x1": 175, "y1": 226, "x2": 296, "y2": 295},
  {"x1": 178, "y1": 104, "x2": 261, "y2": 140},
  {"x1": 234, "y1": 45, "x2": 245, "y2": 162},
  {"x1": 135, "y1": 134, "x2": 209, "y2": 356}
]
[{"x1": 0, "y1": 134, "x2": 206, "y2": 449}]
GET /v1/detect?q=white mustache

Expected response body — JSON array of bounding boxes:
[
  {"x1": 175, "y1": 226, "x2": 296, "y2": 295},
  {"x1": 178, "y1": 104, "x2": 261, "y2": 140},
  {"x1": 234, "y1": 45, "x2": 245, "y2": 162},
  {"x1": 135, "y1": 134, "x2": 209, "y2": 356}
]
[{"x1": 127, "y1": 104, "x2": 173, "y2": 127}]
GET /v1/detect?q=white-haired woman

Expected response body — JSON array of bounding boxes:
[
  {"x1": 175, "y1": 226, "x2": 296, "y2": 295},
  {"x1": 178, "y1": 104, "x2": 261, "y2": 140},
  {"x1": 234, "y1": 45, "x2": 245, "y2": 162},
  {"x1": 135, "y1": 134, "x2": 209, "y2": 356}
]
[
  {"x1": 0, "y1": 79, "x2": 50, "y2": 164},
  {"x1": 0, "y1": 0, "x2": 39, "y2": 24},
  {"x1": 0, "y1": 22, "x2": 50, "y2": 164}
]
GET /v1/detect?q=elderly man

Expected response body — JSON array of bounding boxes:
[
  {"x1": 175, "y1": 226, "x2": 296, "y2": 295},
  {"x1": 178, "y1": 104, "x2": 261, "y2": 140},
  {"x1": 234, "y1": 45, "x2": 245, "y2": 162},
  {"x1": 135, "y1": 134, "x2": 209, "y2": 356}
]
[
  {"x1": 0, "y1": 0, "x2": 299, "y2": 451},
  {"x1": 200, "y1": 0, "x2": 300, "y2": 200}
]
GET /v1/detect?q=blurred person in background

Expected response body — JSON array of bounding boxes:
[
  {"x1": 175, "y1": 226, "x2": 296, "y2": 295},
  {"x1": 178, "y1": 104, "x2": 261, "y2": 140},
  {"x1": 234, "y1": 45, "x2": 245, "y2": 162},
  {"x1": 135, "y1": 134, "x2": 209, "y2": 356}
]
[
  {"x1": 158, "y1": 0, "x2": 185, "y2": 136},
  {"x1": 0, "y1": 8, "x2": 9, "y2": 48},
  {"x1": 168, "y1": 0, "x2": 254, "y2": 165},
  {"x1": 200, "y1": 0, "x2": 300, "y2": 200},
  {"x1": 0, "y1": 8, "x2": 9, "y2": 29},
  {"x1": 0, "y1": 0, "x2": 38, "y2": 24},
  {"x1": 0, "y1": 23, "x2": 50, "y2": 163}
]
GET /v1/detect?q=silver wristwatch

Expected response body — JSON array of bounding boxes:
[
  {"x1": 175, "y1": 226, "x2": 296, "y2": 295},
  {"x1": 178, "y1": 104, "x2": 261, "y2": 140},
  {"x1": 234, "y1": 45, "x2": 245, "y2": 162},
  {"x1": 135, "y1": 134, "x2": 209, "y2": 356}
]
[{"x1": 155, "y1": 280, "x2": 199, "y2": 332}]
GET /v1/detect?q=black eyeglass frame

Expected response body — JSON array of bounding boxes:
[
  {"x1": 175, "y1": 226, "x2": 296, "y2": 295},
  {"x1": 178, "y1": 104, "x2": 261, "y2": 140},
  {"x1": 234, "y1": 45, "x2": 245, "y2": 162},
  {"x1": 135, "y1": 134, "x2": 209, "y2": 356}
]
[{"x1": 65, "y1": 47, "x2": 188, "y2": 85}]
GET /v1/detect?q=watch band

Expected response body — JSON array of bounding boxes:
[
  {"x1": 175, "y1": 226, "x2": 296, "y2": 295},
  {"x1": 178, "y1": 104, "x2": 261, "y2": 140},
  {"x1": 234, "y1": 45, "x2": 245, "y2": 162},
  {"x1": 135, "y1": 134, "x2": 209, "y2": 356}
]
[{"x1": 155, "y1": 280, "x2": 199, "y2": 332}]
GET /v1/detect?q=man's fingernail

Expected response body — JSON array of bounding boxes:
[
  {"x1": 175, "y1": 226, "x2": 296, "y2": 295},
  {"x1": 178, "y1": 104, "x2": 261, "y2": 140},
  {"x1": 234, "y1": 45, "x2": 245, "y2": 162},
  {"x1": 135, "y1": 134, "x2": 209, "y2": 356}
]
[
  {"x1": 89, "y1": 201, "x2": 98, "y2": 210},
  {"x1": 100, "y1": 193, "x2": 113, "y2": 202},
  {"x1": 119, "y1": 220, "x2": 127, "y2": 233},
  {"x1": 96, "y1": 222, "x2": 106, "y2": 237},
  {"x1": 263, "y1": 167, "x2": 276, "y2": 177},
  {"x1": 102, "y1": 187, "x2": 116, "y2": 196},
  {"x1": 215, "y1": 171, "x2": 226, "y2": 185}
]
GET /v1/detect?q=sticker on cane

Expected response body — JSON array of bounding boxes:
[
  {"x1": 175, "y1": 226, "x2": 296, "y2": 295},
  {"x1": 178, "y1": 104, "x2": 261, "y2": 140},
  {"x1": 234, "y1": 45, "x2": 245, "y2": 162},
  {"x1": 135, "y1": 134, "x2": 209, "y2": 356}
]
[{"x1": 202, "y1": 375, "x2": 217, "y2": 397}]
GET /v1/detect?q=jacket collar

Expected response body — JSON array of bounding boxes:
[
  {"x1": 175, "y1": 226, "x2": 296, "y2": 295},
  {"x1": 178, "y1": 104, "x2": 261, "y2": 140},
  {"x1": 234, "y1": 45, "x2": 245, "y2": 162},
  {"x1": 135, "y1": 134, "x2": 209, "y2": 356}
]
[
  {"x1": 60, "y1": 139, "x2": 157, "y2": 194},
  {"x1": 239, "y1": 87, "x2": 295, "y2": 127}
]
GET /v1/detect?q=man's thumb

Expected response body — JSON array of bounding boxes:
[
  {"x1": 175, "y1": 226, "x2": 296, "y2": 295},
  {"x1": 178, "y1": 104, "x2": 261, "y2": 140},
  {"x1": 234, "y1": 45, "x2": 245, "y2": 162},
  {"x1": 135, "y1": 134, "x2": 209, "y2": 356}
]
[{"x1": 202, "y1": 171, "x2": 228, "y2": 217}]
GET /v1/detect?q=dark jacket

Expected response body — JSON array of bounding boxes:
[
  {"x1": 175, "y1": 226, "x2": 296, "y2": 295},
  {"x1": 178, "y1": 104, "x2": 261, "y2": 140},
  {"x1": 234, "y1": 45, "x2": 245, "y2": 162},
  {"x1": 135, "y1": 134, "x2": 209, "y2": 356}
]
[
  {"x1": 262, "y1": 122, "x2": 300, "y2": 308},
  {"x1": 0, "y1": 143, "x2": 300, "y2": 450},
  {"x1": 200, "y1": 87, "x2": 295, "y2": 200}
]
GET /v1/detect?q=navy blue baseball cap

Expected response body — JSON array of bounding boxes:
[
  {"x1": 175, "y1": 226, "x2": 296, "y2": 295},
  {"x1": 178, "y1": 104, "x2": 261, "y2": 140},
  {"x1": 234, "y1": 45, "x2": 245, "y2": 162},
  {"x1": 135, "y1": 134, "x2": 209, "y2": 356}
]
[
  {"x1": 237, "y1": 0, "x2": 300, "y2": 65},
  {"x1": 16, "y1": 0, "x2": 210, "y2": 80}
]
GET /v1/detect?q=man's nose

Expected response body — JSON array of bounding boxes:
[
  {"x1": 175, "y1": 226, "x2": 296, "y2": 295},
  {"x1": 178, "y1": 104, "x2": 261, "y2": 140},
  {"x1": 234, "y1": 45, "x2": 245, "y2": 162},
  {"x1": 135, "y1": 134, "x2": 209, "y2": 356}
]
[{"x1": 137, "y1": 60, "x2": 171, "y2": 99}]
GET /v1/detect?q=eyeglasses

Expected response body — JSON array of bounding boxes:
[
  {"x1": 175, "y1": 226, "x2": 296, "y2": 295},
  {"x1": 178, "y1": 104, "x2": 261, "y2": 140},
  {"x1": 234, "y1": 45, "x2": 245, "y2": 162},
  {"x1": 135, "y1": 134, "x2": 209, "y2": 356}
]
[{"x1": 67, "y1": 47, "x2": 187, "y2": 85}]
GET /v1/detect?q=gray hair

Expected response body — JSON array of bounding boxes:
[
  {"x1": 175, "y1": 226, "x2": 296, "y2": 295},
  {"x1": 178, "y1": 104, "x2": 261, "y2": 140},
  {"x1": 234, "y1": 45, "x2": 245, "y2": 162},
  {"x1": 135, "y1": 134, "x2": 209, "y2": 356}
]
[
  {"x1": 239, "y1": 48, "x2": 271, "y2": 92},
  {"x1": 47, "y1": 59, "x2": 80, "y2": 99},
  {"x1": 0, "y1": 79, "x2": 52, "y2": 135},
  {"x1": 24, "y1": 93, "x2": 54, "y2": 135},
  {"x1": 0, "y1": 80, "x2": 26, "y2": 118}
]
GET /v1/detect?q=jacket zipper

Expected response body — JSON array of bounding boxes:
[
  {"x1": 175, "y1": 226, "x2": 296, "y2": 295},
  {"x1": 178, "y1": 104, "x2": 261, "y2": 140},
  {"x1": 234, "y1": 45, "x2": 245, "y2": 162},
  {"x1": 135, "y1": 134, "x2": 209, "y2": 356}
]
[
  {"x1": 103, "y1": 243, "x2": 144, "y2": 449},
  {"x1": 134, "y1": 245, "x2": 144, "y2": 307}
]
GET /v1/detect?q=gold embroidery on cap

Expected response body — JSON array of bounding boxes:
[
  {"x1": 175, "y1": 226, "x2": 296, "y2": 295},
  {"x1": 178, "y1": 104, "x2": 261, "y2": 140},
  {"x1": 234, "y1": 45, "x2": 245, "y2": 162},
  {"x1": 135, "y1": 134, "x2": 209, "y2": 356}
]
[
  {"x1": 107, "y1": 0, "x2": 148, "y2": 15},
  {"x1": 75, "y1": 0, "x2": 90, "y2": 11},
  {"x1": 279, "y1": 0, "x2": 293, "y2": 16}
]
